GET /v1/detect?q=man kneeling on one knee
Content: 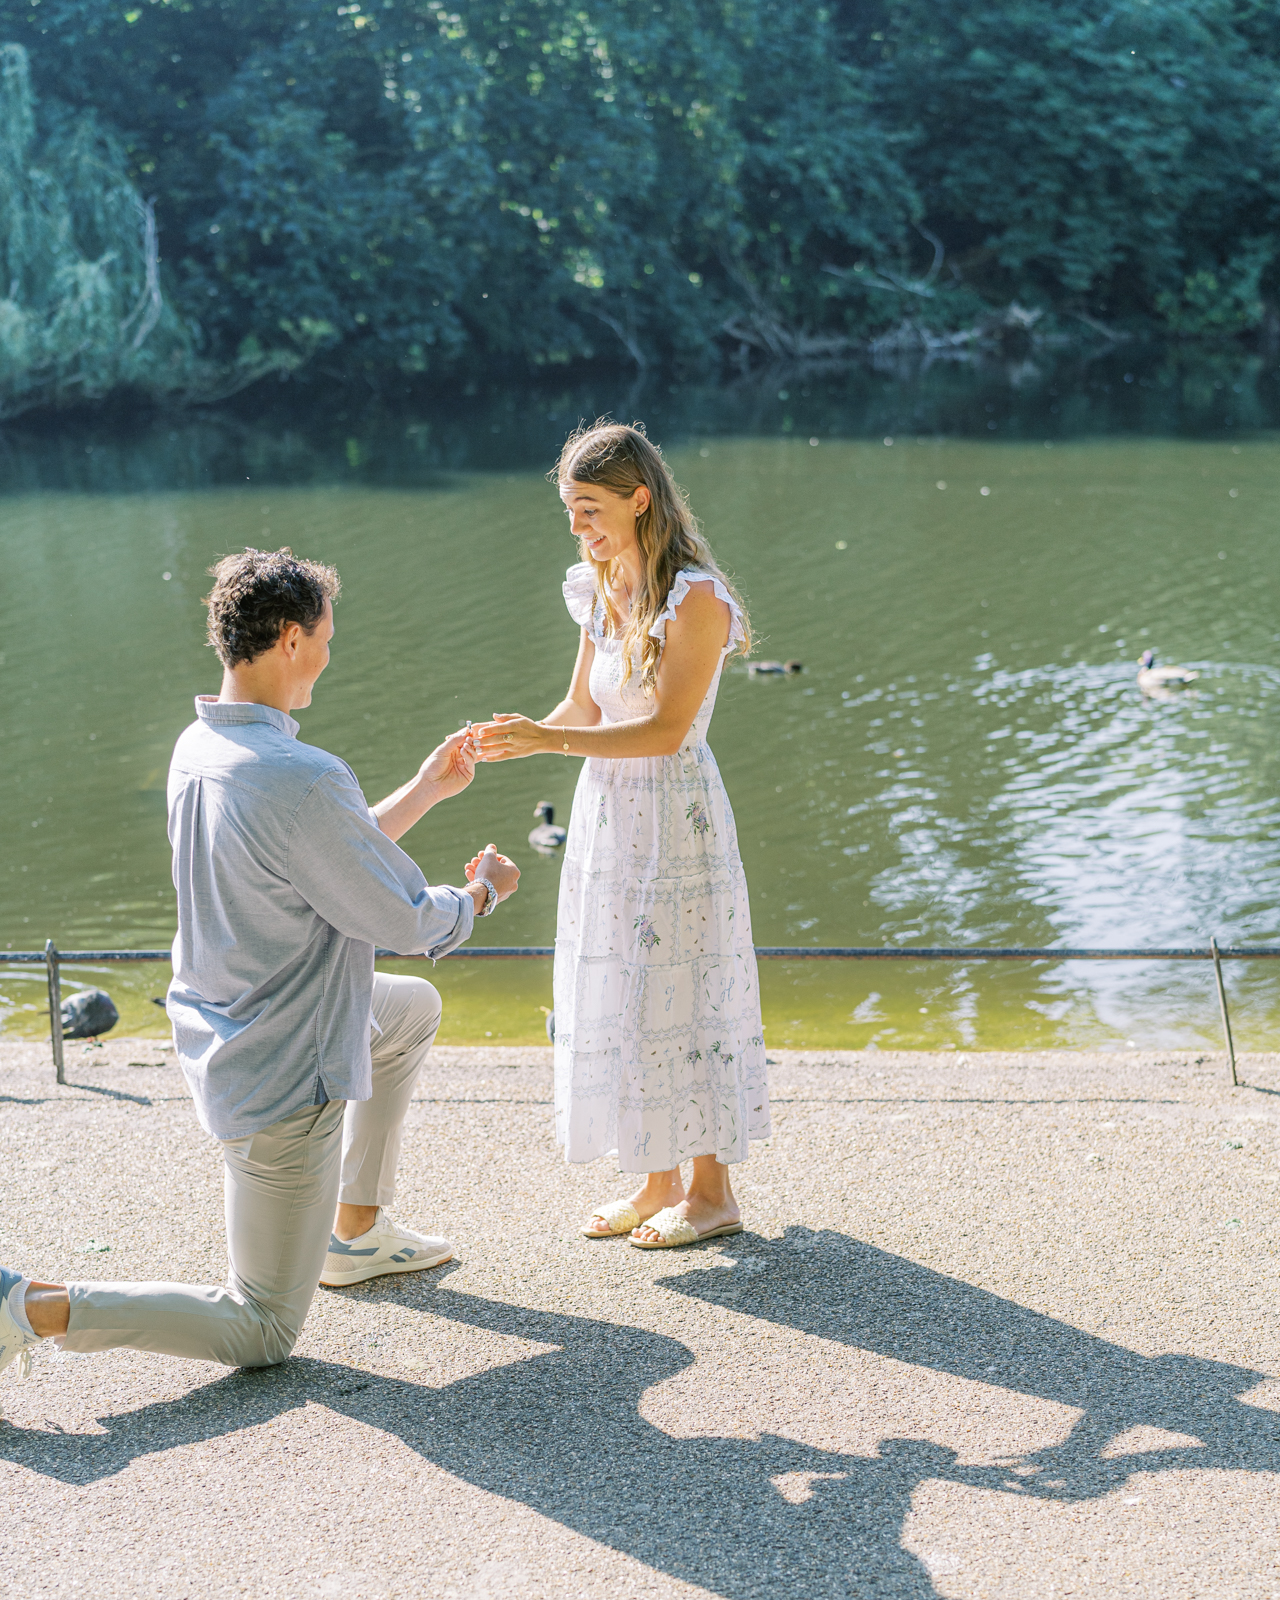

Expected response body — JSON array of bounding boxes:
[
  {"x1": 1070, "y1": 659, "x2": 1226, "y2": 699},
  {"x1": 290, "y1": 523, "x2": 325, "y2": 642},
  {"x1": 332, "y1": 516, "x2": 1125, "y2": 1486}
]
[{"x1": 1, "y1": 547, "x2": 518, "y2": 1373}]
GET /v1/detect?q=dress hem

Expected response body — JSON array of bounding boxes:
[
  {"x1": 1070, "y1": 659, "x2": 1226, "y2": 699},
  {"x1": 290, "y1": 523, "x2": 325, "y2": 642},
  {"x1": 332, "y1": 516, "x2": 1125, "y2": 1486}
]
[{"x1": 558, "y1": 1132, "x2": 771, "y2": 1171}]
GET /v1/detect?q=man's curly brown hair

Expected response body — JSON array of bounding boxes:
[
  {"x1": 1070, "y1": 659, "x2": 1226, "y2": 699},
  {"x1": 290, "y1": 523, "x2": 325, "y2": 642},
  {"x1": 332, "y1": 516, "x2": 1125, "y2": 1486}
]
[{"x1": 204, "y1": 548, "x2": 341, "y2": 668}]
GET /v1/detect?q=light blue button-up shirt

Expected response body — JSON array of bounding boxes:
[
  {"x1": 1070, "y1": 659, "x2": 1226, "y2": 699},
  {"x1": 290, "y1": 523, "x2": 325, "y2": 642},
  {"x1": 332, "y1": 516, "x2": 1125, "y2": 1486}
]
[{"x1": 166, "y1": 697, "x2": 473, "y2": 1140}]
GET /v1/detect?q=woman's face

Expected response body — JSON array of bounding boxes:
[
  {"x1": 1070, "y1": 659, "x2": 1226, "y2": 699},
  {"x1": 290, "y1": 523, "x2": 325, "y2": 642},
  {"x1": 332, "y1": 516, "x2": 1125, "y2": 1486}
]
[{"x1": 560, "y1": 478, "x2": 651, "y2": 565}]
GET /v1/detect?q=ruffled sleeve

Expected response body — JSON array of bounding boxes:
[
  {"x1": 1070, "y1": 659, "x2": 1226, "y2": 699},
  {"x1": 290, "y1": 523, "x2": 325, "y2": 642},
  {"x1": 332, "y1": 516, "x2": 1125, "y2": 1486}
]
[
  {"x1": 648, "y1": 569, "x2": 746, "y2": 651},
  {"x1": 562, "y1": 562, "x2": 598, "y2": 632}
]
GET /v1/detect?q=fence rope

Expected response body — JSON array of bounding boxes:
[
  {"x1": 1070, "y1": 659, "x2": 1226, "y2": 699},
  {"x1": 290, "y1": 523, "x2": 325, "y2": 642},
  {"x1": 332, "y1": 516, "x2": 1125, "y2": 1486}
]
[{"x1": 10, "y1": 939, "x2": 1275, "y2": 1086}]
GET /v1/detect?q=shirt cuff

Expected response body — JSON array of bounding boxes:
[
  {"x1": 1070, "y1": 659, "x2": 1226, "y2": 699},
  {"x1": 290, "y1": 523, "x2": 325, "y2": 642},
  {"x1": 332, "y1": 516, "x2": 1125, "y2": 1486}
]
[{"x1": 424, "y1": 885, "x2": 476, "y2": 959}]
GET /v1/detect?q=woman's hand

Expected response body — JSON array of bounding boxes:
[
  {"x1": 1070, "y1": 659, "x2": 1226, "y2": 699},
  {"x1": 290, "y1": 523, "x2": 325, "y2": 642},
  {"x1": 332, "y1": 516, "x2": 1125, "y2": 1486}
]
[{"x1": 472, "y1": 713, "x2": 549, "y2": 762}]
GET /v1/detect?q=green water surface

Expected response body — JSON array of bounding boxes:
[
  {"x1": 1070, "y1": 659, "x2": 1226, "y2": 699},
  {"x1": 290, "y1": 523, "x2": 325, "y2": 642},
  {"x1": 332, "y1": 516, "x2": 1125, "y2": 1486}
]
[{"x1": 4, "y1": 410, "x2": 1279, "y2": 1048}]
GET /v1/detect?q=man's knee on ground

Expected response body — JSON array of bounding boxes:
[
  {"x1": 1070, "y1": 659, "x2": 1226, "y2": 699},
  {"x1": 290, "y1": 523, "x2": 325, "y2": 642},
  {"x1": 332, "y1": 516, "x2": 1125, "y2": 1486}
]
[{"x1": 251, "y1": 1310, "x2": 305, "y2": 1368}]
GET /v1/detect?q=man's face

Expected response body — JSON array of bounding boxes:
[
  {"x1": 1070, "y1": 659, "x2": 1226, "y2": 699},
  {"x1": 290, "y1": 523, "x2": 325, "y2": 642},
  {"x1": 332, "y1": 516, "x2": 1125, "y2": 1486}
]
[{"x1": 288, "y1": 599, "x2": 334, "y2": 709}]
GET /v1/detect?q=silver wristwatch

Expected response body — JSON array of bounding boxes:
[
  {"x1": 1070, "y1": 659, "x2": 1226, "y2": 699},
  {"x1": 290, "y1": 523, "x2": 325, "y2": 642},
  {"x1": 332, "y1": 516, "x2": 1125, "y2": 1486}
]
[{"x1": 475, "y1": 876, "x2": 498, "y2": 917}]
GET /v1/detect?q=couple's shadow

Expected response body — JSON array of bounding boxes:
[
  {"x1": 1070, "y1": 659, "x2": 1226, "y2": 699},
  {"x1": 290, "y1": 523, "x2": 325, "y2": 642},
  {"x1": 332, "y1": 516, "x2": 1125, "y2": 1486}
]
[{"x1": 4, "y1": 1228, "x2": 1278, "y2": 1597}]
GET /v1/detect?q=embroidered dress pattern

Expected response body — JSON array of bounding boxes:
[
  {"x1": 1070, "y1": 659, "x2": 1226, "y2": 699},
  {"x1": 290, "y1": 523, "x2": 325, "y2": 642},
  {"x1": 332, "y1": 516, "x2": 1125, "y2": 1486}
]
[
  {"x1": 686, "y1": 800, "x2": 711, "y2": 837},
  {"x1": 553, "y1": 562, "x2": 770, "y2": 1170}
]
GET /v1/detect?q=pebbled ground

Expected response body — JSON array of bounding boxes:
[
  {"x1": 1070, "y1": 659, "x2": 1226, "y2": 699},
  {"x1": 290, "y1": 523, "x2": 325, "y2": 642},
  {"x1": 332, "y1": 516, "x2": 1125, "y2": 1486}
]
[{"x1": 2, "y1": 1038, "x2": 1280, "y2": 1599}]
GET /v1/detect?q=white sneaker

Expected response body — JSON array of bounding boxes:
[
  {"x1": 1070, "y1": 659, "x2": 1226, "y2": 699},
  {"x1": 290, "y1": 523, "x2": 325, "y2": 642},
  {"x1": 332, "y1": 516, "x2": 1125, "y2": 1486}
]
[
  {"x1": 0, "y1": 1268, "x2": 42, "y2": 1382},
  {"x1": 319, "y1": 1210, "x2": 455, "y2": 1288}
]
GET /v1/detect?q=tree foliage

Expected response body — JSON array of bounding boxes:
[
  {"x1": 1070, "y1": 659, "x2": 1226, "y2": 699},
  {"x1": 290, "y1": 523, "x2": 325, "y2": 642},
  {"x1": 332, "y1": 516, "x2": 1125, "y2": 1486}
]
[
  {"x1": 863, "y1": 0, "x2": 1278, "y2": 337},
  {"x1": 0, "y1": 0, "x2": 1277, "y2": 408},
  {"x1": 0, "y1": 42, "x2": 201, "y2": 412}
]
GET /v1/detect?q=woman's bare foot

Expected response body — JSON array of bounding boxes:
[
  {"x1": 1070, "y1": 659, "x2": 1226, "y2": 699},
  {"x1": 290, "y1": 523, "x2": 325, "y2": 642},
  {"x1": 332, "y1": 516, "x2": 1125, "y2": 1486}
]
[
  {"x1": 585, "y1": 1170, "x2": 684, "y2": 1236},
  {"x1": 630, "y1": 1155, "x2": 739, "y2": 1243}
]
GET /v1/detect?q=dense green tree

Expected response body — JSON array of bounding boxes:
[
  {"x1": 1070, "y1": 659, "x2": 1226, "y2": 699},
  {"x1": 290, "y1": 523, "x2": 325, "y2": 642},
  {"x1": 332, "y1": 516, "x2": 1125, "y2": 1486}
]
[
  {"x1": 0, "y1": 0, "x2": 1278, "y2": 410},
  {"x1": 2, "y1": 0, "x2": 912, "y2": 383},
  {"x1": 868, "y1": 0, "x2": 1280, "y2": 333},
  {"x1": 0, "y1": 42, "x2": 203, "y2": 413}
]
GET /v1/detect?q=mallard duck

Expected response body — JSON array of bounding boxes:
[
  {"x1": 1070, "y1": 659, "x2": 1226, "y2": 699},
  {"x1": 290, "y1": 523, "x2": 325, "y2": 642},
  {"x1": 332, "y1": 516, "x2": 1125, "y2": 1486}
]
[
  {"x1": 748, "y1": 659, "x2": 803, "y2": 678},
  {"x1": 529, "y1": 801, "x2": 567, "y2": 853},
  {"x1": 1137, "y1": 649, "x2": 1198, "y2": 694}
]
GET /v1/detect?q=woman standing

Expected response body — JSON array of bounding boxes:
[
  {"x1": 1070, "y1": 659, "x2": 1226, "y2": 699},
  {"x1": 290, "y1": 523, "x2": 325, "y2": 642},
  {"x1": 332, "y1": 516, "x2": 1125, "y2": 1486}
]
[{"x1": 472, "y1": 422, "x2": 769, "y2": 1248}]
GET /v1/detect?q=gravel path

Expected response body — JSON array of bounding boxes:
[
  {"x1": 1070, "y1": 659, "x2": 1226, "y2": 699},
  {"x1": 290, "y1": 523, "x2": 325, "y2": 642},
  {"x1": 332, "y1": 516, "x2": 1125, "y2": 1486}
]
[{"x1": 3, "y1": 1038, "x2": 1280, "y2": 1599}]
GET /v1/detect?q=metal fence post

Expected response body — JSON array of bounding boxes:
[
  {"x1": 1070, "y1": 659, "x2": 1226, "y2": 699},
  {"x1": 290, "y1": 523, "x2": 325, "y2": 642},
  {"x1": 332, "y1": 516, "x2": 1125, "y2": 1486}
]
[
  {"x1": 1210, "y1": 936, "x2": 1238, "y2": 1087},
  {"x1": 45, "y1": 938, "x2": 65, "y2": 1086}
]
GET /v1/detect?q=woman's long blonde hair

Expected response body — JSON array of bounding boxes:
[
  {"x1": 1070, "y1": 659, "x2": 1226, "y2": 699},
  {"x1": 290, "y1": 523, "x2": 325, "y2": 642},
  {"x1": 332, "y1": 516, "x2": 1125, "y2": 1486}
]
[{"x1": 553, "y1": 420, "x2": 751, "y2": 692}]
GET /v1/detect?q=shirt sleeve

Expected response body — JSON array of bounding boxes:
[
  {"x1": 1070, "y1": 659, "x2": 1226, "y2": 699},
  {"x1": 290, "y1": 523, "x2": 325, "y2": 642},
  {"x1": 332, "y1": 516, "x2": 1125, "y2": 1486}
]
[{"x1": 285, "y1": 767, "x2": 475, "y2": 959}]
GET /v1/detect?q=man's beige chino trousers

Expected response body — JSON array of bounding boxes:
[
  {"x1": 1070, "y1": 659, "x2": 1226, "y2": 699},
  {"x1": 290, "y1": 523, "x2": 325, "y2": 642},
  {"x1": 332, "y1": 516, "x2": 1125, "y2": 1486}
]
[{"x1": 63, "y1": 973, "x2": 441, "y2": 1368}]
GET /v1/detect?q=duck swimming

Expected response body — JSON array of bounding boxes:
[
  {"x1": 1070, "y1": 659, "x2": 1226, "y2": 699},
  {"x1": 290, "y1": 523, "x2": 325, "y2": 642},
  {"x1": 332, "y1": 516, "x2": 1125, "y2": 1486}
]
[
  {"x1": 748, "y1": 659, "x2": 803, "y2": 678},
  {"x1": 1137, "y1": 649, "x2": 1198, "y2": 694},
  {"x1": 529, "y1": 801, "x2": 567, "y2": 853}
]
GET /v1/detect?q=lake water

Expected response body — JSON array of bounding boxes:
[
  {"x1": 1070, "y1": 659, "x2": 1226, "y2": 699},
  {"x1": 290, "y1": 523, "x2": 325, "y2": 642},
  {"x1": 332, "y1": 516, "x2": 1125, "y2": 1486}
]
[{"x1": 3, "y1": 352, "x2": 1279, "y2": 1048}]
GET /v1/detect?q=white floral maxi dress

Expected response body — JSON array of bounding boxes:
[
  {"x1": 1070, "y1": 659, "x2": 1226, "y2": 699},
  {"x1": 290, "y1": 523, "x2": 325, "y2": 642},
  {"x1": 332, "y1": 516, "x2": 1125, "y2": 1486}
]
[{"x1": 553, "y1": 562, "x2": 770, "y2": 1171}]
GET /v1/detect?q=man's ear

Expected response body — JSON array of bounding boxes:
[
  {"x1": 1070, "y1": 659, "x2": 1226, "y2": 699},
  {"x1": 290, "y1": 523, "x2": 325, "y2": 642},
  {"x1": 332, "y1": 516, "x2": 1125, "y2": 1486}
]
[{"x1": 279, "y1": 620, "x2": 303, "y2": 658}]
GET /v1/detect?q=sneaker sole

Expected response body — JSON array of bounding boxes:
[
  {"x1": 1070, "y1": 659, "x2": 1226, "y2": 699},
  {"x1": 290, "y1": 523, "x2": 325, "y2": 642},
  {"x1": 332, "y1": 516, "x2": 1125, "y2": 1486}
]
[{"x1": 319, "y1": 1247, "x2": 454, "y2": 1288}]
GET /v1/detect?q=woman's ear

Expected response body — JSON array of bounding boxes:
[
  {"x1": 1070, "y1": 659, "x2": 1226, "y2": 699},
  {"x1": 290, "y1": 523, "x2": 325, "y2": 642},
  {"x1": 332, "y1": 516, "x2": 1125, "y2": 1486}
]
[{"x1": 633, "y1": 484, "x2": 651, "y2": 517}]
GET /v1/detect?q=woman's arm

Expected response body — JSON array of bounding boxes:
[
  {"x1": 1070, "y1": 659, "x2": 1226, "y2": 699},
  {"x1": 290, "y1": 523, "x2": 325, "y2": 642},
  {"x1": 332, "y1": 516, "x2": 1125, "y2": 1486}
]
[
  {"x1": 537, "y1": 628, "x2": 602, "y2": 729},
  {"x1": 474, "y1": 585, "x2": 730, "y2": 762}
]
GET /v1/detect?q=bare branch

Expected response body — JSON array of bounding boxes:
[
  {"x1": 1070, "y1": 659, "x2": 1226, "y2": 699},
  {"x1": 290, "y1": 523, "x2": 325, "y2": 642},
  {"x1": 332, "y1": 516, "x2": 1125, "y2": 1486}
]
[
  {"x1": 119, "y1": 196, "x2": 163, "y2": 349},
  {"x1": 823, "y1": 263, "x2": 936, "y2": 299},
  {"x1": 915, "y1": 225, "x2": 946, "y2": 288},
  {"x1": 1071, "y1": 310, "x2": 1129, "y2": 342},
  {"x1": 588, "y1": 307, "x2": 647, "y2": 371}
]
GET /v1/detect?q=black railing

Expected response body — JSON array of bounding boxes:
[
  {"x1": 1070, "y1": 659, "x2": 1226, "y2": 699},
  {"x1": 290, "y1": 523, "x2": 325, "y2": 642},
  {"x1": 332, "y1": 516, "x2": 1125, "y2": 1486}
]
[{"x1": 7, "y1": 939, "x2": 1276, "y2": 1087}]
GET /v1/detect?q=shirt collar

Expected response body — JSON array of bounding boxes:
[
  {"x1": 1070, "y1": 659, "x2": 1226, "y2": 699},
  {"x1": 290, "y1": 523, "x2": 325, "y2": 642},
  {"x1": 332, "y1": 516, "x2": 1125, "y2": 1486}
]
[{"x1": 195, "y1": 695, "x2": 300, "y2": 739}]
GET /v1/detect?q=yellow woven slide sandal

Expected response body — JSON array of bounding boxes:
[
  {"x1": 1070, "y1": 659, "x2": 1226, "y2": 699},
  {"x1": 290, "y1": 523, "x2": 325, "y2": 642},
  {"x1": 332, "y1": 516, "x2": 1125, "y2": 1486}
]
[
  {"x1": 628, "y1": 1207, "x2": 744, "y2": 1249},
  {"x1": 582, "y1": 1199, "x2": 641, "y2": 1238}
]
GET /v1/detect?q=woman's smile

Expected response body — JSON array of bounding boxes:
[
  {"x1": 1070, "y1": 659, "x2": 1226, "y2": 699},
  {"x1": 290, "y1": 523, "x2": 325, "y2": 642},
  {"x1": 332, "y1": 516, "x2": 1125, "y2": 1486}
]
[{"x1": 559, "y1": 478, "x2": 647, "y2": 565}]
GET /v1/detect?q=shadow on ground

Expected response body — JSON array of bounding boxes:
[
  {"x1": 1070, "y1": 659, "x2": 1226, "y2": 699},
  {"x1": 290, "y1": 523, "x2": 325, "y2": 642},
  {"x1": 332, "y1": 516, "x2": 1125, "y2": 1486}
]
[{"x1": 4, "y1": 1228, "x2": 1277, "y2": 1597}]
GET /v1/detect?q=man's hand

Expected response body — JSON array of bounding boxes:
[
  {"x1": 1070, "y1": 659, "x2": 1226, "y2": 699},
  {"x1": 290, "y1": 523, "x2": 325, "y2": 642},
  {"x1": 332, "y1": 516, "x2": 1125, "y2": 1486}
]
[
  {"x1": 373, "y1": 728, "x2": 476, "y2": 841},
  {"x1": 419, "y1": 728, "x2": 476, "y2": 800},
  {"x1": 464, "y1": 844, "x2": 520, "y2": 903}
]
